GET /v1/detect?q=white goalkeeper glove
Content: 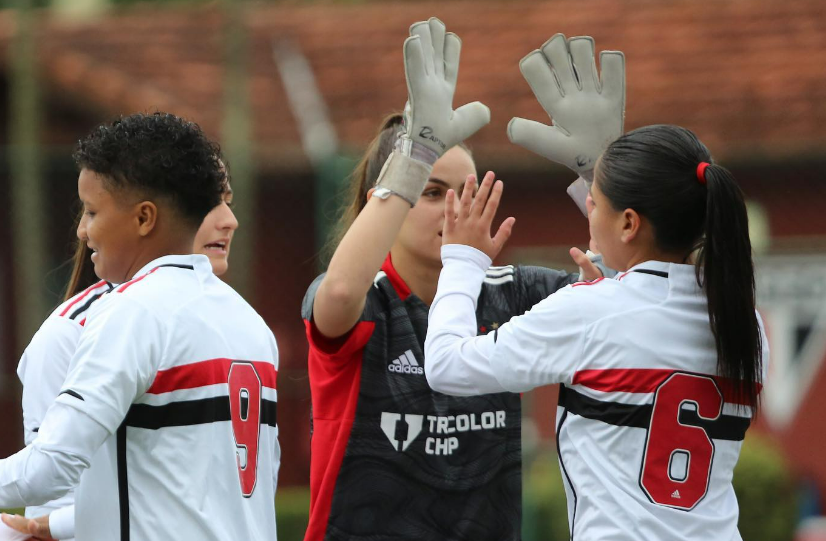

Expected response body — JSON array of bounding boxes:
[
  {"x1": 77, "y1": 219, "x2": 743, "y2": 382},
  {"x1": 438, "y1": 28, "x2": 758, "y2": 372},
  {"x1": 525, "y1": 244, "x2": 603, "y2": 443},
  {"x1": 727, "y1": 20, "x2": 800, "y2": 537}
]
[
  {"x1": 508, "y1": 34, "x2": 625, "y2": 207},
  {"x1": 374, "y1": 17, "x2": 490, "y2": 206}
]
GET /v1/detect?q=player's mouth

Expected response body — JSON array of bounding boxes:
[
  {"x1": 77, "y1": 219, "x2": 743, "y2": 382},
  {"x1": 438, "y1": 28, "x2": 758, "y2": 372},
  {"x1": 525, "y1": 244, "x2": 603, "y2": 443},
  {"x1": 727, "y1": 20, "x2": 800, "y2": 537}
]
[{"x1": 204, "y1": 239, "x2": 230, "y2": 255}]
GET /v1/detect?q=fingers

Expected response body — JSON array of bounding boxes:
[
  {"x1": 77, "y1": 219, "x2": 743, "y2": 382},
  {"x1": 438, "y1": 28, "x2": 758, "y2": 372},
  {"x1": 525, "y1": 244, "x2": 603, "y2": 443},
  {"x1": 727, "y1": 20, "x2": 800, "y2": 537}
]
[
  {"x1": 443, "y1": 32, "x2": 462, "y2": 89},
  {"x1": 519, "y1": 50, "x2": 563, "y2": 115},
  {"x1": 409, "y1": 21, "x2": 435, "y2": 76},
  {"x1": 481, "y1": 178, "x2": 504, "y2": 223},
  {"x1": 599, "y1": 50, "x2": 626, "y2": 104},
  {"x1": 491, "y1": 216, "x2": 516, "y2": 256},
  {"x1": 1, "y1": 513, "x2": 29, "y2": 533},
  {"x1": 569, "y1": 36, "x2": 598, "y2": 92},
  {"x1": 570, "y1": 247, "x2": 603, "y2": 281},
  {"x1": 428, "y1": 17, "x2": 446, "y2": 78},
  {"x1": 507, "y1": 117, "x2": 573, "y2": 162},
  {"x1": 540, "y1": 34, "x2": 576, "y2": 95},
  {"x1": 459, "y1": 175, "x2": 476, "y2": 218},
  {"x1": 473, "y1": 172, "x2": 495, "y2": 217},
  {"x1": 403, "y1": 36, "x2": 427, "y2": 99},
  {"x1": 452, "y1": 101, "x2": 491, "y2": 141},
  {"x1": 444, "y1": 189, "x2": 456, "y2": 238}
]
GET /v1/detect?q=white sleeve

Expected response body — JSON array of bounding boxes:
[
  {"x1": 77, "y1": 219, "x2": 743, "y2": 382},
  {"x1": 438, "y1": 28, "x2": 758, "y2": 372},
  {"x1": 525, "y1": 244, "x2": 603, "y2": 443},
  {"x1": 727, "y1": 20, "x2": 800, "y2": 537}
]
[
  {"x1": 425, "y1": 244, "x2": 508, "y2": 396},
  {"x1": 426, "y1": 245, "x2": 590, "y2": 395},
  {"x1": 0, "y1": 403, "x2": 108, "y2": 508},
  {"x1": 57, "y1": 295, "x2": 163, "y2": 433},
  {"x1": 48, "y1": 504, "x2": 74, "y2": 540},
  {"x1": 17, "y1": 317, "x2": 81, "y2": 445}
]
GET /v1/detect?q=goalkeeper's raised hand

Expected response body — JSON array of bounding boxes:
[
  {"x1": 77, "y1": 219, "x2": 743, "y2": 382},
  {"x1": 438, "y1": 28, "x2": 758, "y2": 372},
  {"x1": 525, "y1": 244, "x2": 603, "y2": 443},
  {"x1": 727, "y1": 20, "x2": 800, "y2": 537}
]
[
  {"x1": 508, "y1": 34, "x2": 625, "y2": 182},
  {"x1": 374, "y1": 17, "x2": 490, "y2": 206}
]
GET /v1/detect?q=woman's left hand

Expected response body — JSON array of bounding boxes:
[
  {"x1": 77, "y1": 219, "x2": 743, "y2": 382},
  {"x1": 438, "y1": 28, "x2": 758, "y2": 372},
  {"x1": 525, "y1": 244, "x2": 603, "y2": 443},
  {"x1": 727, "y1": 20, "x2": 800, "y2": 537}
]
[{"x1": 443, "y1": 171, "x2": 516, "y2": 260}]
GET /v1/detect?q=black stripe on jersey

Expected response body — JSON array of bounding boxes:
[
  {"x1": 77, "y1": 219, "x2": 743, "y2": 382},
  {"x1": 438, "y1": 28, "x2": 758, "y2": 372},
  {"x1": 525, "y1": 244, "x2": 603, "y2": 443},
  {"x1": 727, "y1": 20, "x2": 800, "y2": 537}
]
[
  {"x1": 117, "y1": 424, "x2": 130, "y2": 541},
  {"x1": 556, "y1": 387, "x2": 578, "y2": 540},
  {"x1": 124, "y1": 396, "x2": 277, "y2": 430},
  {"x1": 69, "y1": 289, "x2": 110, "y2": 320},
  {"x1": 633, "y1": 269, "x2": 668, "y2": 278},
  {"x1": 559, "y1": 386, "x2": 750, "y2": 441},
  {"x1": 59, "y1": 389, "x2": 85, "y2": 401},
  {"x1": 157, "y1": 264, "x2": 195, "y2": 271}
]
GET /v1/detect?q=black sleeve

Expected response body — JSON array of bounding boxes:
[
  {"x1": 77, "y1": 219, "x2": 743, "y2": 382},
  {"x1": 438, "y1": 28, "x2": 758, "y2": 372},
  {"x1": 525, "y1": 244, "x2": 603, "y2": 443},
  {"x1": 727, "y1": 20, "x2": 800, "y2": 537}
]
[{"x1": 514, "y1": 265, "x2": 579, "y2": 313}]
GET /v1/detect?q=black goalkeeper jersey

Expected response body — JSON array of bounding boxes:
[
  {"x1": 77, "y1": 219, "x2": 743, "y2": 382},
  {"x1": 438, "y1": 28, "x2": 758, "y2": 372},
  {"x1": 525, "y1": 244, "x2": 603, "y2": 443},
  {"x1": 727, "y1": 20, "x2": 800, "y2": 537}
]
[{"x1": 302, "y1": 254, "x2": 576, "y2": 541}]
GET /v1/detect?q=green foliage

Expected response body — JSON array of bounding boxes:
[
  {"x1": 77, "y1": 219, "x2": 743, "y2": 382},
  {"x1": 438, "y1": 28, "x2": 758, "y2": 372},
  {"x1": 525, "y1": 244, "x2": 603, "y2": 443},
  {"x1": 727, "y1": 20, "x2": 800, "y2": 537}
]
[
  {"x1": 523, "y1": 449, "x2": 570, "y2": 541},
  {"x1": 276, "y1": 486, "x2": 310, "y2": 541},
  {"x1": 733, "y1": 434, "x2": 798, "y2": 541},
  {"x1": 522, "y1": 435, "x2": 798, "y2": 541}
]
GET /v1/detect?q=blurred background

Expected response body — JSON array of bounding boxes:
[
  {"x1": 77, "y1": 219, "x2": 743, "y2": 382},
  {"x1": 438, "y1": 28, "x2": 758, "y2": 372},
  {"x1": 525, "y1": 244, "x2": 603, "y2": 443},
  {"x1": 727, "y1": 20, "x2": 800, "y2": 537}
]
[{"x1": 0, "y1": 0, "x2": 824, "y2": 539}]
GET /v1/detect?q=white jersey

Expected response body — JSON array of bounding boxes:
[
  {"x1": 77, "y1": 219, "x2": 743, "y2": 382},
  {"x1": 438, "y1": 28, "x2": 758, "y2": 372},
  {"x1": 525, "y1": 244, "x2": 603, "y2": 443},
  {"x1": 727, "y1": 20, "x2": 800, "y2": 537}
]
[
  {"x1": 16, "y1": 279, "x2": 112, "y2": 533},
  {"x1": 53, "y1": 254, "x2": 280, "y2": 541},
  {"x1": 425, "y1": 245, "x2": 769, "y2": 541}
]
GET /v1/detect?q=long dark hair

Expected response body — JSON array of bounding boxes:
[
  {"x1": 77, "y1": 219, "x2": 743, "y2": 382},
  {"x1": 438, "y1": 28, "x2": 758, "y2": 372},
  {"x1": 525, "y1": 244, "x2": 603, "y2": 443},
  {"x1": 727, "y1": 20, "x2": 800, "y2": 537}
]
[
  {"x1": 323, "y1": 113, "x2": 472, "y2": 263},
  {"x1": 597, "y1": 124, "x2": 762, "y2": 409},
  {"x1": 63, "y1": 208, "x2": 99, "y2": 301}
]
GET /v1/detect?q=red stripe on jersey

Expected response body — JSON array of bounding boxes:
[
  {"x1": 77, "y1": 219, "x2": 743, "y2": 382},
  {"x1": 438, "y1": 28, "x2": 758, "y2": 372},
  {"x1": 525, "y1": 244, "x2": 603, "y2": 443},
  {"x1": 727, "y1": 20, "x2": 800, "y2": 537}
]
[
  {"x1": 303, "y1": 319, "x2": 375, "y2": 541},
  {"x1": 572, "y1": 277, "x2": 605, "y2": 288},
  {"x1": 381, "y1": 254, "x2": 412, "y2": 301},
  {"x1": 117, "y1": 267, "x2": 160, "y2": 293},
  {"x1": 146, "y1": 358, "x2": 277, "y2": 394},
  {"x1": 572, "y1": 368, "x2": 762, "y2": 406},
  {"x1": 59, "y1": 280, "x2": 108, "y2": 317},
  {"x1": 79, "y1": 318, "x2": 86, "y2": 327}
]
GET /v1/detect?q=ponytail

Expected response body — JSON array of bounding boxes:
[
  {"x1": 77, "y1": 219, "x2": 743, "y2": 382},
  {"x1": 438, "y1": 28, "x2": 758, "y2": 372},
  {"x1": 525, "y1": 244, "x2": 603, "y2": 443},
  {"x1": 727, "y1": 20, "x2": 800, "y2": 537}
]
[
  {"x1": 697, "y1": 164, "x2": 762, "y2": 408},
  {"x1": 63, "y1": 208, "x2": 99, "y2": 301},
  {"x1": 599, "y1": 125, "x2": 762, "y2": 410}
]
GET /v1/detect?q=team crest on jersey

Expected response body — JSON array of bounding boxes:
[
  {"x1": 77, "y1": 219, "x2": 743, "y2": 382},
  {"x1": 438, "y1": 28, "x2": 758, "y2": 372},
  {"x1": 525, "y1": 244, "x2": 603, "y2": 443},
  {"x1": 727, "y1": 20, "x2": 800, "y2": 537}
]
[{"x1": 387, "y1": 350, "x2": 423, "y2": 375}]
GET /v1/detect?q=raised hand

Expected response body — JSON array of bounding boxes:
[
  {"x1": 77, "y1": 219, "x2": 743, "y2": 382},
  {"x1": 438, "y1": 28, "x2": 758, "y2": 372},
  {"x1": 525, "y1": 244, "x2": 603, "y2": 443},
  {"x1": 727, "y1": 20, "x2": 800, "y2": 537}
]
[
  {"x1": 508, "y1": 34, "x2": 625, "y2": 181},
  {"x1": 443, "y1": 172, "x2": 515, "y2": 261},
  {"x1": 402, "y1": 17, "x2": 490, "y2": 159},
  {"x1": 373, "y1": 18, "x2": 491, "y2": 207}
]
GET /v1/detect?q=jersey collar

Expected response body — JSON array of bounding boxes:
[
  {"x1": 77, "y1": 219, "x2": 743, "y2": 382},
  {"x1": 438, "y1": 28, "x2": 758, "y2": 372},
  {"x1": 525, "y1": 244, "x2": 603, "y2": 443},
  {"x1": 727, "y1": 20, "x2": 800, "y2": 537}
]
[
  {"x1": 381, "y1": 253, "x2": 412, "y2": 301},
  {"x1": 131, "y1": 254, "x2": 210, "y2": 281}
]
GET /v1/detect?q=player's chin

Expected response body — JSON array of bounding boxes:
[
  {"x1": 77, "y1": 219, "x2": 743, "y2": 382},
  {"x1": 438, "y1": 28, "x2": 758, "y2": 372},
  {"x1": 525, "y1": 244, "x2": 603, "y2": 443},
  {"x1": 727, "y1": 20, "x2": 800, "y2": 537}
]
[{"x1": 208, "y1": 256, "x2": 229, "y2": 277}]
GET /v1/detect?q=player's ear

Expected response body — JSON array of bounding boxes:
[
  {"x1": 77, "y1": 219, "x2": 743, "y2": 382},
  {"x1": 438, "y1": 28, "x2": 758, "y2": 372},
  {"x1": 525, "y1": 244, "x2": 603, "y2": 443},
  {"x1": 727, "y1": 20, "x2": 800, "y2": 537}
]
[
  {"x1": 135, "y1": 201, "x2": 158, "y2": 237},
  {"x1": 620, "y1": 208, "x2": 641, "y2": 244},
  {"x1": 366, "y1": 187, "x2": 376, "y2": 201}
]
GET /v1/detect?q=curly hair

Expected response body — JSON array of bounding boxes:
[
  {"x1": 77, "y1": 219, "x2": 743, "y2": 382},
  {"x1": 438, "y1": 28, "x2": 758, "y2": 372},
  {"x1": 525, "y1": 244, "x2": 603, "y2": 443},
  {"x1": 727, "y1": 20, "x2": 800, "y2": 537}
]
[{"x1": 73, "y1": 112, "x2": 226, "y2": 227}]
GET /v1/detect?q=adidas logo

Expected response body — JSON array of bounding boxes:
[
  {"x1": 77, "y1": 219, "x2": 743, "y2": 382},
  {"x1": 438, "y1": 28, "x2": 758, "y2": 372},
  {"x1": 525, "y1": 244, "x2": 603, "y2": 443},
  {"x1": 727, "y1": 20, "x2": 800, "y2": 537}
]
[
  {"x1": 388, "y1": 350, "x2": 424, "y2": 375},
  {"x1": 671, "y1": 490, "x2": 681, "y2": 499}
]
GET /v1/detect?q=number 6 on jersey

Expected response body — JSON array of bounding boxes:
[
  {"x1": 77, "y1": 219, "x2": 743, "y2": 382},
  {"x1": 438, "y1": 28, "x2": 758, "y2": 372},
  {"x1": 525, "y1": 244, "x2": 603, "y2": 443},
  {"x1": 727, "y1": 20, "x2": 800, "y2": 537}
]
[
  {"x1": 640, "y1": 372, "x2": 723, "y2": 510},
  {"x1": 229, "y1": 361, "x2": 263, "y2": 497}
]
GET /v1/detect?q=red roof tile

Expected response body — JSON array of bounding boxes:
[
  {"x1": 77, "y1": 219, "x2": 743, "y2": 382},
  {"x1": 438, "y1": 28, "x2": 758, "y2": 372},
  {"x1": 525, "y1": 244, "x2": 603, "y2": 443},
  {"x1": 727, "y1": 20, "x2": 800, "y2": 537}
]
[{"x1": 1, "y1": 0, "x2": 825, "y2": 166}]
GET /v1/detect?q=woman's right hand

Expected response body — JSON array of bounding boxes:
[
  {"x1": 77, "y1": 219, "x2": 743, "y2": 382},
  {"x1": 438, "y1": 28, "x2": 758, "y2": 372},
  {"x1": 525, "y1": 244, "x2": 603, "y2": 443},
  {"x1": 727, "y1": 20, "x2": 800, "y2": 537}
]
[{"x1": 443, "y1": 172, "x2": 515, "y2": 261}]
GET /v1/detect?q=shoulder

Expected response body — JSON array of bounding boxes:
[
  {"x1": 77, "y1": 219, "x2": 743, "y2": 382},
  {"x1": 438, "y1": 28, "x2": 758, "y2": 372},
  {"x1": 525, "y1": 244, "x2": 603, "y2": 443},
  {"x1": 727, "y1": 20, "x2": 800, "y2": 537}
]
[
  {"x1": 302, "y1": 274, "x2": 326, "y2": 320},
  {"x1": 50, "y1": 280, "x2": 113, "y2": 323}
]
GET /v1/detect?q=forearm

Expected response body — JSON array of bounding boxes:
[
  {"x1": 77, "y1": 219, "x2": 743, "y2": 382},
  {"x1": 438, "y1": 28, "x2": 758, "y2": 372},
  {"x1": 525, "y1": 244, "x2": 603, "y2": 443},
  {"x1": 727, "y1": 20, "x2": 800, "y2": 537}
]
[
  {"x1": 425, "y1": 245, "x2": 506, "y2": 396},
  {"x1": 314, "y1": 194, "x2": 411, "y2": 337},
  {"x1": 0, "y1": 404, "x2": 107, "y2": 508}
]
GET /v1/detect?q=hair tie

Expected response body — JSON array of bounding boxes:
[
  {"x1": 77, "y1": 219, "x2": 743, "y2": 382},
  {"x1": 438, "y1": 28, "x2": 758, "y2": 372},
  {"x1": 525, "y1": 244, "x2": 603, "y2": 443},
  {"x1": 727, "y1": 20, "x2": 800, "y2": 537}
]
[{"x1": 696, "y1": 162, "x2": 710, "y2": 184}]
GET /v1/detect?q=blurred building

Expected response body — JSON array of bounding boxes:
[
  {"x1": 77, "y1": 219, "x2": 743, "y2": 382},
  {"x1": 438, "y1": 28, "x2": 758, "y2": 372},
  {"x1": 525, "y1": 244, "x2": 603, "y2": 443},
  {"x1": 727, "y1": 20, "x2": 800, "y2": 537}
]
[{"x1": 0, "y1": 0, "x2": 825, "y2": 498}]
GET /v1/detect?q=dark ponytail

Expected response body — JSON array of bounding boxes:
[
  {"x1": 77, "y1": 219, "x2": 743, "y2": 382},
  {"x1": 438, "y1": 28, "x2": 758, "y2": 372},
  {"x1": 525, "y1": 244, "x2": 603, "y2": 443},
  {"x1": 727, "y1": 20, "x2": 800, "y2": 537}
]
[
  {"x1": 598, "y1": 125, "x2": 762, "y2": 409},
  {"x1": 698, "y1": 163, "x2": 762, "y2": 409}
]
